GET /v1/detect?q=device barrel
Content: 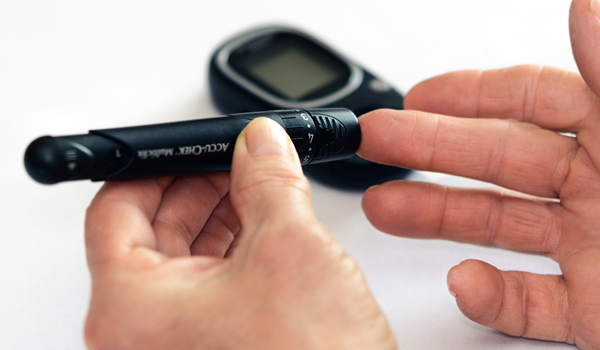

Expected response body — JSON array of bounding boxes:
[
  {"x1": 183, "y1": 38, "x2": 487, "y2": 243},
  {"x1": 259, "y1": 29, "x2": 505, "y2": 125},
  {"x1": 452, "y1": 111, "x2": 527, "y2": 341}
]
[{"x1": 24, "y1": 108, "x2": 360, "y2": 185}]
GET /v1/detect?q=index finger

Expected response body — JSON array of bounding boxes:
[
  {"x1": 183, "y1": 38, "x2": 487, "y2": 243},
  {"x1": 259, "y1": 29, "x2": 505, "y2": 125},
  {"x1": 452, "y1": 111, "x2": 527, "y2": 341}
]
[
  {"x1": 358, "y1": 109, "x2": 578, "y2": 198},
  {"x1": 85, "y1": 177, "x2": 173, "y2": 270}
]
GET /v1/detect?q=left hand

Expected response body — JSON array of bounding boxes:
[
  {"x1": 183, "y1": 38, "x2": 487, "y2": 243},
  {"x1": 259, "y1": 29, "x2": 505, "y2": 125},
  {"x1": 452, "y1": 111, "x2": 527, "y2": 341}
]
[{"x1": 358, "y1": 0, "x2": 600, "y2": 348}]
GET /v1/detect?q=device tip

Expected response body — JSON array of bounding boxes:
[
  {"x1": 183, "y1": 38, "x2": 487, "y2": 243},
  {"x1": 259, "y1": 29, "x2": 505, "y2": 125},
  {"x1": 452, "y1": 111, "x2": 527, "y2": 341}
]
[{"x1": 24, "y1": 136, "x2": 67, "y2": 184}]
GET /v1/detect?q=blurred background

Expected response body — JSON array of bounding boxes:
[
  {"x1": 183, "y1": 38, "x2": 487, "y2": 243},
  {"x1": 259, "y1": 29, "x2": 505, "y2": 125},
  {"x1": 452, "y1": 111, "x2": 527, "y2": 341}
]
[{"x1": 0, "y1": 1, "x2": 578, "y2": 349}]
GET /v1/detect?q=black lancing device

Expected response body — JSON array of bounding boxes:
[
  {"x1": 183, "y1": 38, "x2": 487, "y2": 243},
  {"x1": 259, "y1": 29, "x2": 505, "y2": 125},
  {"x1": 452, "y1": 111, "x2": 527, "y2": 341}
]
[{"x1": 24, "y1": 108, "x2": 359, "y2": 185}]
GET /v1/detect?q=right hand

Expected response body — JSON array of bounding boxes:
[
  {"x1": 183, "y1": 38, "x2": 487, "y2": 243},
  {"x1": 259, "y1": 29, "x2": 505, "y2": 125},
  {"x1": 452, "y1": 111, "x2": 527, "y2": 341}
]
[{"x1": 84, "y1": 118, "x2": 396, "y2": 350}]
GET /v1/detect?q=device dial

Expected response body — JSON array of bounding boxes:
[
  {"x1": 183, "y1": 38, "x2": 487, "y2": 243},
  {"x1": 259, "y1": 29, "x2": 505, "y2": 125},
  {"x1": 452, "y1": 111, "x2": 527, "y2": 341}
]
[{"x1": 276, "y1": 110, "x2": 318, "y2": 165}]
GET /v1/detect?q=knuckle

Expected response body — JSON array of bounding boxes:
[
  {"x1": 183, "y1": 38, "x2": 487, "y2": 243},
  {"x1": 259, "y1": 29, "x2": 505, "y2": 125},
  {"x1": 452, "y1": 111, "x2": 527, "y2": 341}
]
[{"x1": 496, "y1": 200, "x2": 557, "y2": 252}]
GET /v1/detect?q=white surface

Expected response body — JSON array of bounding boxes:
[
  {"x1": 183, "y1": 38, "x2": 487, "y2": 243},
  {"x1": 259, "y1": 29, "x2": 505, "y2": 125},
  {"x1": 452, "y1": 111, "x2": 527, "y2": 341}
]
[{"x1": 0, "y1": 1, "x2": 578, "y2": 349}]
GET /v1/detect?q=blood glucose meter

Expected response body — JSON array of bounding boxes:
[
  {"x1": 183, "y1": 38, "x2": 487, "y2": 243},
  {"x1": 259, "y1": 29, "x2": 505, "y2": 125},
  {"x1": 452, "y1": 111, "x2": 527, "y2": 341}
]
[{"x1": 209, "y1": 26, "x2": 409, "y2": 190}]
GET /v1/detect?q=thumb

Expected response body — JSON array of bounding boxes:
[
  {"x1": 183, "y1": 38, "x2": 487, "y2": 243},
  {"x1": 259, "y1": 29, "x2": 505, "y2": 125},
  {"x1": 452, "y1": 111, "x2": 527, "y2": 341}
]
[
  {"x1": 570, "y1": 0, "x2": 600, "y2": 97},
  {"x1": 229, "y1": 118, "x2": 323, "y2": 256}
]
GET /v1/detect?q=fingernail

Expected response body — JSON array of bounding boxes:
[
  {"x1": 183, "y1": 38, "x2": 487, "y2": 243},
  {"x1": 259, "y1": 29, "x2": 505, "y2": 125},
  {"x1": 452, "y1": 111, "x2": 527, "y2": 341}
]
[
  {"x1": 246, "y1": 118, "x2": 292, "y2": 158},
  {"x1": 447, "y1": 267, "x2": 458, "y2": 298}
]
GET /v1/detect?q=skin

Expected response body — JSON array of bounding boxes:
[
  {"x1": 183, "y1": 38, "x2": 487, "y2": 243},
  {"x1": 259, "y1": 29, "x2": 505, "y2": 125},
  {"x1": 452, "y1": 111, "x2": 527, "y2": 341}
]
[
  {"x1": 84, "y1": 0, "x2": 599, "y2": 349},
  {"x1": 359, "y1": 0, "x2": 600, "y2": 348},
  {"x1": 84, "y1": 118, "x2": 396, "y2": 350}
]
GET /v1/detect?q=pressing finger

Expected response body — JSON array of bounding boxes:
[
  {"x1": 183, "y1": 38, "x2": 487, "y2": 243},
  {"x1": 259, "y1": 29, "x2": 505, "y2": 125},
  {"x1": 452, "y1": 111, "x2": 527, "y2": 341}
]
[
  {"x1": 358, "y1": 109, "x2": 579, "y2": 198},
  {"x1": 229, "y1": 118, "x2": 334, "y2": 267}
]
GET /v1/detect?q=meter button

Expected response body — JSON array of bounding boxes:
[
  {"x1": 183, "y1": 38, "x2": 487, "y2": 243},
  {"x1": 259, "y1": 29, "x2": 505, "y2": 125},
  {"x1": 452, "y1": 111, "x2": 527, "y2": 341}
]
[{"x1": 278, "y1": 110, "x2": 317, "y2": 165}]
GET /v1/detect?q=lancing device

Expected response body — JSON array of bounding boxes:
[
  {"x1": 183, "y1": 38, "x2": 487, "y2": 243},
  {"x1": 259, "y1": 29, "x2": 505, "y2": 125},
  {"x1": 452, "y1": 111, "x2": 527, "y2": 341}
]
[{"x1": 24, "y1": 108, "x2": 360, "y2": 185}]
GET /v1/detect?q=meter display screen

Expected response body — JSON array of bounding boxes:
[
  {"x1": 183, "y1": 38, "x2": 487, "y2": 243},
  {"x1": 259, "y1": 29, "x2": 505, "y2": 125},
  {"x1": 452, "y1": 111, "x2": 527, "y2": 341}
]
[
  {"x1": 229, "y1": 34, "x2": 351, "y2": 102},
  {"x1": 246, "y1": 47, "x2": 341, "y2": 100}
]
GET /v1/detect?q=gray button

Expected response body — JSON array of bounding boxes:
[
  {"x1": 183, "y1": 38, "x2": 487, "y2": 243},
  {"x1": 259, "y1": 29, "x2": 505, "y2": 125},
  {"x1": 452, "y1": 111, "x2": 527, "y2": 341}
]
[{"x1": 369, "y1": 79, "x2": 391, "y2": 92}]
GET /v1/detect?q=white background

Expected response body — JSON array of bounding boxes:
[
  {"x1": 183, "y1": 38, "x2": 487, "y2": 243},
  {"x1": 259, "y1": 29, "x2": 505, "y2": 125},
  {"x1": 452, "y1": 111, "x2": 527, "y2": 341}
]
[{"x1": 0, "y1": 0, "x2": 579, "y2": 349}]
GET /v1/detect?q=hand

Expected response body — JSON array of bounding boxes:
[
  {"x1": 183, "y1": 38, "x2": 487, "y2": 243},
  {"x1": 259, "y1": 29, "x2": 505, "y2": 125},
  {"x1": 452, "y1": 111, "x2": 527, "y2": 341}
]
[
  {"x1": 358, "y1": 0, "x2": 600, "y2": 348},
  {"x1": 83, "y1": 118, "x2": 395, "y2": 350}
]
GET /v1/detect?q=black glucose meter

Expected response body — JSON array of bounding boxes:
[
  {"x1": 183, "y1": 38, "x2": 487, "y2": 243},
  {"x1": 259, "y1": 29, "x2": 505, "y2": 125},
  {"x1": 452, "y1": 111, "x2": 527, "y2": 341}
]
[{"x1": 209, "y1": 26, "x2": 409, "y2": 189}]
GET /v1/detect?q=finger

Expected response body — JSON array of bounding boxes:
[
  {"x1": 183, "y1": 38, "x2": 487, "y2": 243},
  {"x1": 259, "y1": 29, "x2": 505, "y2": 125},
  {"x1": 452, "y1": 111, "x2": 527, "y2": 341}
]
[
  {"x1": 358, "y1": 109, "x2": 579, "y2": 198},
  {"x1": 228, "y1": 118, "x2": 331, "y2": 263},
  {"x1": 85, "y1": 177, "x2": 174, "y2": 270},
  {"x1": 151, "y1": 174, "x2": 230, "y2": 257},
  {"x1": 571, "y1": 0, "x2": 600, "y2": 99},
  {"x1": 446, "y1": 260, "x2": 574, "y2": 344},
  {"x1": 362, "y1": 181, "x2": 563, "y2": 256},
  {"x1": 570, "y1": 0, "x2": 600, "y2": 172},
  {"x1": 230, "y1": 117, "x2": 308, "y2": 232},
  {"x1": 404, "y1": 65, "x2": 594, "y2": 133},
  {"x1": 190, "y1": 194, "x2": 240, "y2": 257}
]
